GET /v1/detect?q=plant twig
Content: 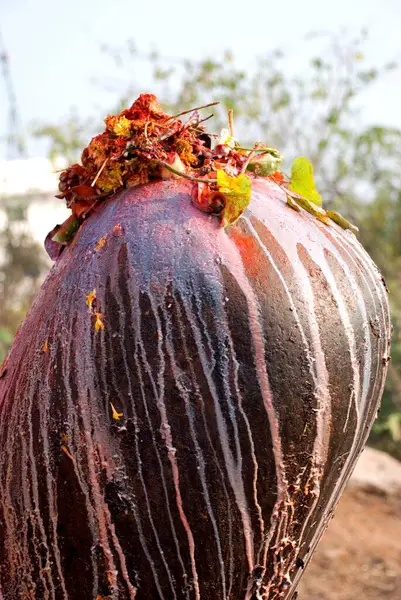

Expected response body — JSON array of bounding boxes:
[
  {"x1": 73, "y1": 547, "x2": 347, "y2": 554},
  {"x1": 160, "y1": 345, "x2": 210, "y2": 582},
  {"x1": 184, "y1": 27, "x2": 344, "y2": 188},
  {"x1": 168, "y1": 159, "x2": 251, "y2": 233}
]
[
  {"x1": 228, "y1": 109, "x2": 234, "y2": 137},
  {"x1": 197, "y1": 113, "x2": 214, "y2": 125},
  {"x1": 156, "y1": 161, "x2": 217, "y2": 184},
  {"x1": 61, "y1": 445, "x2": 74, "y2": 461},
  {"x1": 241, "y1": 149, "x2": 257, "y2": 173},
  {"x1": 164, "y1": 101, "x2": 220, "y2": 122},
  {"x1": 82, "y1": 198, "x2": 103, "y2": 219},
  {"x1": 91, "y1": 158, "x2": 109, "y2": 187},
  {"x1": 236, "y1": 146, "x2": 280, "y2": 155},
  {"x1": 278, "y1": 167, "x2": 291, "y2": 180}
]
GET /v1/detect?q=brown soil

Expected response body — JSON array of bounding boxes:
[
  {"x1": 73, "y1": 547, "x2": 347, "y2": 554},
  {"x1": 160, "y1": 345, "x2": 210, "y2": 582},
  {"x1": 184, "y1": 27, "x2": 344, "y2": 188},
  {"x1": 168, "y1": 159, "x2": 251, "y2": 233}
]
[{"x1": 298, "y1": 487, "x2": 401, "y2": 599}]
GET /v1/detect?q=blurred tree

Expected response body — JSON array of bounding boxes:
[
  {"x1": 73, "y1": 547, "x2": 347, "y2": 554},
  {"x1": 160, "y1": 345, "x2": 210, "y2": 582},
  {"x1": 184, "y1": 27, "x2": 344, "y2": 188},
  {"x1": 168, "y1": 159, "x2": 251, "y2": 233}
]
[
  {"x1": 7, "y1": 31, "x2": 401, "y2": 456},
  {"x1": 31, "y1": 110, "x2": 96, "y2": 164},
  {"x1": 0, "y1": 198, "x2": 48, "y2": 362},
  {"x1": 0, "y1": 199, "x2": 48, "y2": 362},
  {"x1": 361, "y1": 185, "x2": 401, "y2": 459}
]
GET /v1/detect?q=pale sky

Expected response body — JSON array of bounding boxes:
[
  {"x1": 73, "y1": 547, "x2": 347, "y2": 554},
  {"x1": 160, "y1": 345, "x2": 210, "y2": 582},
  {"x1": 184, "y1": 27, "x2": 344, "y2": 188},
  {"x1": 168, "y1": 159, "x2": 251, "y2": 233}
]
[{"x1": 1, "y1": 0, "x2": 401, "y2": 159}]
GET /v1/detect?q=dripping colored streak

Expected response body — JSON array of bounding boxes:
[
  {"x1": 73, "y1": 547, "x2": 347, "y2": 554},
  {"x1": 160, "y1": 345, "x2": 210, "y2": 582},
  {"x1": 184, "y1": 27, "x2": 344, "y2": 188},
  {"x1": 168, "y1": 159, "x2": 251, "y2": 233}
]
[
  {"x1": 113, "y1": 279, "x2": 179, "y2": 600},
  {"x1": 171, "y1": 285, "x2": 257, "y2": 577},
  {"x1": 185, "y1": 284, "x2": 236, "y2": 598},
  {"x1": 246, "y1": 185, "x2": 373, "y2": 598},
  {"x1": 158, "y1": 294, "x2": 227, "y2": 598},
  {"x1": 124, "y1": 281, "x2": 201, "y2": 600},
  {"x1": 240, "y1": 217, "x2": 332, "y2": 594},
  {"x1": 70, "y1": 290, "x2": 121, "y2": 596},
  {"x1": 180, "y1": 277, "x2": 256, "y2": 575},
  {"x1": 247, "y1": 183, "x2": 388, "y2": 598},
  {"x1": 1, "y1": 308, "x2": 57, "y2": 597},
  {"x1": 61, "y1": 292, "x2": 101, "y2": 598},
  {"x1": 218, "y1": 229, "x2": 288, "y2": 586},
  {"x1": 110, "y1": 246, "x2": 192, "y2": 600},
  {"x1": 292, "y1": 230, "x2": 391, "y2": 586}
]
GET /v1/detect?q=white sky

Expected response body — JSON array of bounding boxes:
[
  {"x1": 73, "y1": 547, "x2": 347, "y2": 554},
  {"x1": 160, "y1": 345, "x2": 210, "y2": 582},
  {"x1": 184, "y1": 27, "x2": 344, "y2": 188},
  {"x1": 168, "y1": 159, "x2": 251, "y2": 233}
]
[{"x1": 1, "y1": 0, "x2": 401, "y2": 159}]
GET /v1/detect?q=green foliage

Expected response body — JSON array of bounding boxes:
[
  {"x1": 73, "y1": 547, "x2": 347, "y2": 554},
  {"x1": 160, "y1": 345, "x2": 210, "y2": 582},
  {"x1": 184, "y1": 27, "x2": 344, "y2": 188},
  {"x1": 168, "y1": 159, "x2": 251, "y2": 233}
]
[
  {"x1": 2, "y1": 30, "x2": 401, "y2": 458},
  {"x1": 289, "y1": 157, "x2": 322, "y2": 206},
  {"x1": 216, "y1": 170, "x2": 252, "y2": 227}
]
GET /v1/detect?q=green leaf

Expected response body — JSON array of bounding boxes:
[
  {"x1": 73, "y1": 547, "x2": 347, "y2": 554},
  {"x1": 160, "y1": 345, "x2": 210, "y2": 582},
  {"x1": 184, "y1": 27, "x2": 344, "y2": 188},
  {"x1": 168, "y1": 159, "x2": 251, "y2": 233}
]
[
  {"x1": 246, "y1": 149, "x2": 283, "y2": 177},
  {"x1": 52, "y1": 215, "x2": 81, "y2": 244},
  {"x1": 217, "y1": 170, "x2": 252, "y2": 227},
  {"x1": 289, "y1": 157, "x2": 322, "y2": 207}
]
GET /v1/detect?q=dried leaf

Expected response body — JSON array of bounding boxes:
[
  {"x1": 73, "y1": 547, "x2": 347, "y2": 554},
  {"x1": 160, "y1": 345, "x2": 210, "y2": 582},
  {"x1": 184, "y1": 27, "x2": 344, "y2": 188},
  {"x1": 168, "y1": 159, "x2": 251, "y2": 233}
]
[
  {"x1": 191, "y1": 182, "x2": 225, "y2": 214},
  {"x1": 71, "y1": 184, "x2": 98, "y2": 198},
  {"x1": 285, "y1": 193, "x2": 301, "y2": 212},
  {"x1": 95, "y1": 236, "x2": 107, "y2": 251},
  {"x1": 72, "y1": 198, "x2": 97, "y2": 219},
  {"x1": 94, "y1": 312, "x2": 105, "y2": 331},
  {"x1": 287, "y1": 190, "x2": 329, "y2": 224},
  {"x1": 217, "y1": 170, "x2": 252, "y2": 227},
  {"x1": 110, "y1": 402, "x2": 123, "y2": 421},
  {"x1": 327, "y1": 210, "x2": 359, "y2": 233},
  {"x1": 86, "y1": 289, "x2": 96, "y2": 311},
  {"x1": 61, "y1": 445, "x2": 74, "y2": 461},
  {"x1": 45, "y1": 225, "x2": 65, "y2": 260},
  {"x1": 247, "y1": 149, "x2": 283, "y2": 176}
]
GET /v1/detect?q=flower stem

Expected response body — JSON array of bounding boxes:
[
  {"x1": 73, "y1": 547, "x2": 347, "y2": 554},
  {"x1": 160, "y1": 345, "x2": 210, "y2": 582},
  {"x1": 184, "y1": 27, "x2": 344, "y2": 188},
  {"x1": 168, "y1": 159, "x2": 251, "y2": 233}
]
[
  {"x1": 164, "y1": 101, "x2": 220, "y2": 122},
  {"x1": 157, "y1": 161, "x2": 217, "y2": 184},
  {"x1": 228, "y1": 109, "x2": 234, "y2": 137},
  {"x1": 91, "y1": 159, "x2": 109, "y2": 187}
]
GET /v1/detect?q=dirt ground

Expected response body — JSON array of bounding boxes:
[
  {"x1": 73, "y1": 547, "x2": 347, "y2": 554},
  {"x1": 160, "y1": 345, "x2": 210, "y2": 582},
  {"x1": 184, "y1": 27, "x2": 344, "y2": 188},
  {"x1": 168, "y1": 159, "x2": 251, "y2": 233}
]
[{"x1": 298, "y1": 486, "x2": 401, "y2": 600}]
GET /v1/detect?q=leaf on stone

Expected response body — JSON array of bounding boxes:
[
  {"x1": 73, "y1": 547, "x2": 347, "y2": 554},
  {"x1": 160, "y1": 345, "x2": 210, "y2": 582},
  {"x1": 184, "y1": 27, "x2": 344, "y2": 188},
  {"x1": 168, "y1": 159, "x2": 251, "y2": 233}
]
[
  {"x1": 217, "y1": 170, "x2": 252, "y2": 227},
  {"x1": 86, "y1": 289, "x2": 97, "y2": 311},
  {"x1": 110, "y1": 402, "x2": 124, "y2": 421},
  {"x1": 327, "y1": 210, "x2": 359, "y2": 233},
  {"x1": 45, "y1": 225, "x2": 64, "y2": 260},
  {"x1": 247, "y1": 149, "x2": 283, "y2": 177},
  {"x1": 94, "y1": 312, "x2": 105, "y2": 331},
  {"x1": 71, "y1": 184, "x2": 98, "y2": 198},
  {"x1": 287, "y1": 190, "x2": 329, "y2": 224},
  {"x1": 289, "y1": 157, "x2": 322, "y2": 206},
  {"x1": 95, "y1": 236, "x2": 107, "y2": 251},
  {"x1": 51, "y1": 214, "x2": 81, "y2": 244}
]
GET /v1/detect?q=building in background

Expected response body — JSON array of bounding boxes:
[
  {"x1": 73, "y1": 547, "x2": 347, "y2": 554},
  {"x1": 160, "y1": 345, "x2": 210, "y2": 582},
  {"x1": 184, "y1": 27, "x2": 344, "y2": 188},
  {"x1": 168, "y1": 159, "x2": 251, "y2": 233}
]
[
  {"x1": 0, "y1": 157, "x2": 69, "y2": 244},
  {"x1": 0, "y1": 157, "x2": 70, "y2": 360}
]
